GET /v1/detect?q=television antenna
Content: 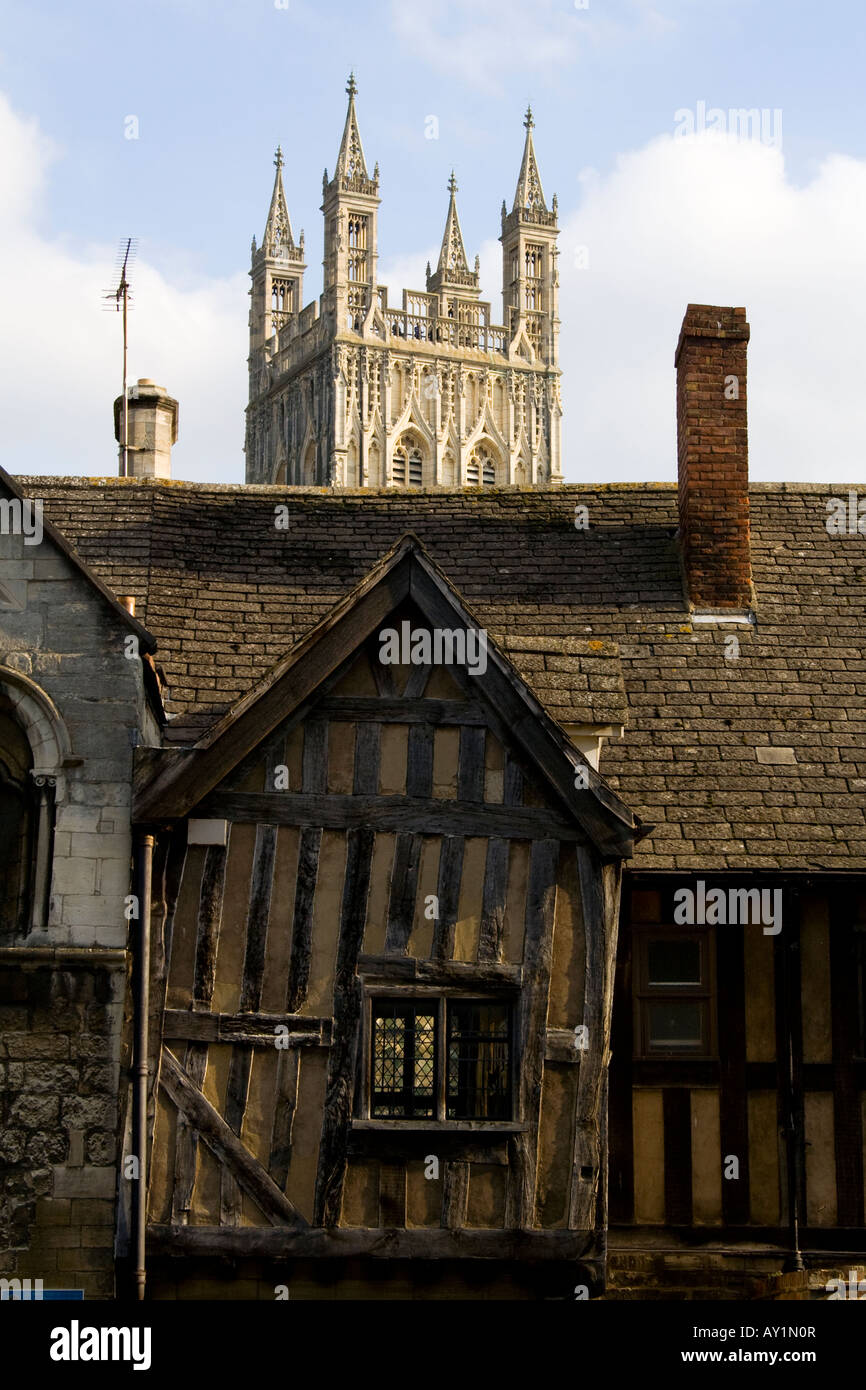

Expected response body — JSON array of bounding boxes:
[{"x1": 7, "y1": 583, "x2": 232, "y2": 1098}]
[{"x1": 103, "y1": 238, "x2": 138, "y2": 477}]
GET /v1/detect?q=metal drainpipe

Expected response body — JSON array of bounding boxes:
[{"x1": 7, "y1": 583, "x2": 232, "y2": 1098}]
[{"x1": 134, "y1": 831, "x2": 155, "y2": 1301}]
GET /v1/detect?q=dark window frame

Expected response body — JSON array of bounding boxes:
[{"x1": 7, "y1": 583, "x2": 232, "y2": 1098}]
[
  {"x1": 364, "y1": 992, "x2": 515, "y2": 1123},
  {"x1": 632, "y1": 926, "x2": 717, "y2": 1060}
]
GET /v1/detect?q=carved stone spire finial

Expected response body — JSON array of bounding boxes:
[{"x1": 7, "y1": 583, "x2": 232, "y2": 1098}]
[
  {"x1": 263, "y1": 147, "x2": 295, "y2": 254},
  {"x1": 512, "y1": 108, "x2": 548, "y2": 215},
  {"x1": 334, "y1": 72, "x2": 371, "y2": 184},
  {"x1": 427, "y1": 170, "x2": 479, "y2": 294}
]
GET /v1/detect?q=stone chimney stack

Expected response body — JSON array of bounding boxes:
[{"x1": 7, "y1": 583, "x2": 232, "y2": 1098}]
[
  {"x1": 114, "y1": 378, "x2": 178, "y2": 479},
  {"x1": 675, "y1": 305, "x2": 751, "y2": 608}
]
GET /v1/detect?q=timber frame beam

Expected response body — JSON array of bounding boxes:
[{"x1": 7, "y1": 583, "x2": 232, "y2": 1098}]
[{"x1": 146, "y1": 1224, "x2": 599, "y2": 1261}]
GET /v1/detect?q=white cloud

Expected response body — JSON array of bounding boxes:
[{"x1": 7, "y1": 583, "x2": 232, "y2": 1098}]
[
  {"x1": 557, "y1": 131, "x2": 866, "y2": 481},
  {"x1": 0, "y1": 92, "x2": 248, "y2": 483}
]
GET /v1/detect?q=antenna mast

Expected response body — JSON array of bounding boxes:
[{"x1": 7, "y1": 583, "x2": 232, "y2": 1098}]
[{"x1": 104, "y1": 239, "x2": 137, "y2": 477}]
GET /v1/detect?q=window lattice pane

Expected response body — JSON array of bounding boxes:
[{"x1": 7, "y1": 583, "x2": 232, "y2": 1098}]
[
  {"x1": 371, "y1": 1001, "x2": 436, "y2": 1118},
  {"x1": 447, "y1": 1002, "x2": 511, "y2": 1120}
]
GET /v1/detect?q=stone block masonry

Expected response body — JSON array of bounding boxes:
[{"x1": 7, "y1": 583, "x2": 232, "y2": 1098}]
[{"x1": 0, "y1": 958, "x2": 125, "y2": 1299}]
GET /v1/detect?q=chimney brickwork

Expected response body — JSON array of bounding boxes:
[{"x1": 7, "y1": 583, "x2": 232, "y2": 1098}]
[{"x1": 675, "y1": 304, "x2": 751, "y2": 608}]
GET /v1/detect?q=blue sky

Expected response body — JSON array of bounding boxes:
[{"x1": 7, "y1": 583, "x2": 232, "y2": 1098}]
[{"x1": 1, "y1": 0, "x2": 865, "y2": 482}]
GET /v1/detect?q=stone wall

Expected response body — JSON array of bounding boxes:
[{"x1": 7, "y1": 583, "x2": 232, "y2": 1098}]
[
  {"x1": 0, "y1": 490, "x2": 155, "y2": 1297},
  {"x1": 0, "y1": 956, "x2": 126, "y2": 1298}
]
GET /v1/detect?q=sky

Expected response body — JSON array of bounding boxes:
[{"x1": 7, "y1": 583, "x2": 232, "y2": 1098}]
[{"x1": 0, "y1": 0, "x2": 865, "y2": 483}]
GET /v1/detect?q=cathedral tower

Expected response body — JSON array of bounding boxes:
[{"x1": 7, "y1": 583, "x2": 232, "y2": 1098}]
[
  {"x1": 248, "y1": 147, "x2": 306, "y2": 376},
  {"x1": 244, "y1": 83, "x2": 562, "y2": 487},
  {"x1": 321, "y1": 73, "x2": 381, "y2": 333},
  {"x1": 500, "y1": 107, "x2": 560, "y2": 366}
]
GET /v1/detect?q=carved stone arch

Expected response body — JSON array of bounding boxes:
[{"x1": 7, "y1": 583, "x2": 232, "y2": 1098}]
[
  {"x1": 391, "y1": 427, "x2": 429, "y2": 488},
  {"x1": 466, "y1": 436, "x2": 502, "y2": 488},
  {"x1": 0, "y1": 668, "x2": 72, "y2": 932},
  {"x1": 0, "y1": 668, "x2": 72, "y2": 781},
  {"x1": 391, "y1": 393, "x2": 435, "y2": 455},
  {"x1": 468, "y1": 406, "x2": 508, "y2": 464}
]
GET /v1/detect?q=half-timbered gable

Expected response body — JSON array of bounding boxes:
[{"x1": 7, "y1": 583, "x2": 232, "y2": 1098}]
[{"x1": 139, "y1": 536, "x2": 638, "y2": 1297}]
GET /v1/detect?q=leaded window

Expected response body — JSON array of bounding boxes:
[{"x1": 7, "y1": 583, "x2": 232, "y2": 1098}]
[{"x1": 370, "y1": 997, "x2": 513, "y2": 1121}]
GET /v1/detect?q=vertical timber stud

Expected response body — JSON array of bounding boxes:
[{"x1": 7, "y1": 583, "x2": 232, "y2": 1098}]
[
  {"x1": 133, "y1": 831, "x2": 154, "y2": 1302},
  {"x1": 829, "y1": 891, "x2": 864, "y2": 1227},
  {"x1": 172, "y1": 840, "x2": 228, "y2": 1224},
  {"x1": 775, "y1": 898, "x2": 804, "y2": 1266},
  {"x1": 222, "y1": 823, "x2": 278, "y2": 1225},
  {"x1": 314, "y1": 826, "x2": 375, "y2": 1225},
  {"x1": 478, "y1": 838, "x2": 509, "y2": 963},
  {"x1": 608, "y1": 890, "x2": 634, "y2": 1224},
  {"x1": 268, "y1": 1047, "x2": 301, "y2": 1191},
  {"x1": 718, "y1": 918, "x2": 750, "y2": 1225},
  {"x1": 433, "y1": 836, "x2": 464, "y2": 962},
  {"x1": 506, "y1": 838, "x2": 559, "y2": 1228},
  {"x1": 384, "y1": 833, "x2": 422, "y2": 954},
  {"x1": 286, "y1": 826, "x2": 322, "y2": 1011},
  {"x1": 570, "y1": 851, "x2": 622, "y2": 1232}
]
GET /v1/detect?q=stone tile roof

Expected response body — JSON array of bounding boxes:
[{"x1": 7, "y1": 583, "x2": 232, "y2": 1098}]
[
  {"x1": 496, "y1": 635, "x2": 628, "y2": 727},
  {"x1": 14, "y1": 478, "x2": 866, "y2": 872}
]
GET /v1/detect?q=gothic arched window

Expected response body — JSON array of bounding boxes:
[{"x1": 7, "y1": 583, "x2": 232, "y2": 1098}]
[
  {"x1": 392, "y1": 435, "x2": 425, "y2": 487},
  {"x1": 0, "y1": 702, "x2": 35, "y2": 934},
  {"x1": 467, "y1": 443, "x2": 499, "y2": 487}
]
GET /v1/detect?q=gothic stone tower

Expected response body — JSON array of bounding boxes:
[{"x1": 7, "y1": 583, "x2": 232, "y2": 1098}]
[{"x1": 245, "y1": 81, "x2": 562, "y2": 488}]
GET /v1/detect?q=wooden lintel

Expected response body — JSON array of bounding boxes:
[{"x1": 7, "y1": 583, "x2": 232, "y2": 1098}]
[{"x1": 357, "y1": 956, "x2": 522, "y2": 988}]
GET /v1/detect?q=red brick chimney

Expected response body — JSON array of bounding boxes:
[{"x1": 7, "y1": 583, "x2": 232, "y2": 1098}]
[{"x1": 675, "y1": 304, "x2": 751, "y2": 608}]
